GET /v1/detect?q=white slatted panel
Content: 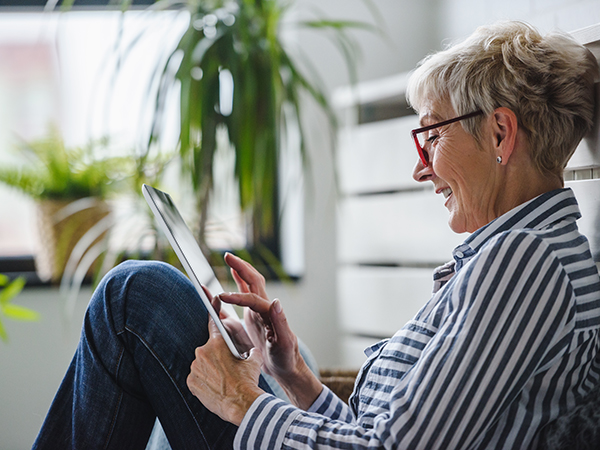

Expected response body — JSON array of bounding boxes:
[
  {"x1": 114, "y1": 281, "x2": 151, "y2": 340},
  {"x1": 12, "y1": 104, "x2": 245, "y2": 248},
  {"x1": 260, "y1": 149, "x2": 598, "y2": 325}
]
[
  {"x1": 341, "y1": 335, "x2": 378, "y2": 368},
  {"x1": 338, "y1": 191, "x2": 466, "y2": 265},
  {"x1": 337, "y1": 266, "x2": 433, "y2": 338},
  {"x1": 567, "y1": 179, "x2": 600, "y2": 262},
  {"x1": 337, "y1": 115, "x2": 420, "y2": 194}
]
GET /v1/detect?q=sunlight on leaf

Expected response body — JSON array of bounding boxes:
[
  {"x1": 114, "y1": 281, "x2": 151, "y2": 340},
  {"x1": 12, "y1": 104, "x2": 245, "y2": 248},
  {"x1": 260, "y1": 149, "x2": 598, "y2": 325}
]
[
  {"x1": 0, "y1": 275, "x2": 39, "y2": 343},
  {"x1": 0, "y1": 276, "x2": 26, "y2": 306},
  {"x1": 2, "y1": 304, "x2": 41, "y2": 322}
]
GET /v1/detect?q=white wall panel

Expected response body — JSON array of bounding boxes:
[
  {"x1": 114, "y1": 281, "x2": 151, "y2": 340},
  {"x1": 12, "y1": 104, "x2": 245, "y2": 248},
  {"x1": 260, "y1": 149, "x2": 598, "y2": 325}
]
[
  {"x1": 337, "y1": 266, "x2": 433, "y2": 337},
  {"x1": 567, "y1": 179, "x2": 600, "y2": 261},
  {"x1": 338, "y1": 191, "x2": 466, "y2": 265},
  {"x1": 340, "y1": 335, "x2": 378, "y2": 369},
  {"x1": 337, "y1": 115, "x2": 420, "y2": 194}
]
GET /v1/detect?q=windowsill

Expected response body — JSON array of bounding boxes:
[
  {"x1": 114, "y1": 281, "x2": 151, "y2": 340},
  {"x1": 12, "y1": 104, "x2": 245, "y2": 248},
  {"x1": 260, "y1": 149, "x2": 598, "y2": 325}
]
[
  {"x1": 0, "y1": 253, "x2": 301, "y2": 287},
  {"x1": 0, "y1": 255, "x2": 45, "y2": 285}
]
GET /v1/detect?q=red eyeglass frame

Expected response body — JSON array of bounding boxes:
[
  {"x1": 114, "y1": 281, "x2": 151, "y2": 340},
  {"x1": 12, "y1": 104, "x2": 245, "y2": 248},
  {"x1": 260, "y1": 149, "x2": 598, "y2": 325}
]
[{"x1": 411, "y1": 110, "x2": 483, "y2": 167}]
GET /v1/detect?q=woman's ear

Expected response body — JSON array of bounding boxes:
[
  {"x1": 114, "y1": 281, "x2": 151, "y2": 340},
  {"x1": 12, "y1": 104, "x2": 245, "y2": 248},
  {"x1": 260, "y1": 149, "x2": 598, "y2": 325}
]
[{"x1": 491, "y1": 107, "x2": 518, "y2": 164}]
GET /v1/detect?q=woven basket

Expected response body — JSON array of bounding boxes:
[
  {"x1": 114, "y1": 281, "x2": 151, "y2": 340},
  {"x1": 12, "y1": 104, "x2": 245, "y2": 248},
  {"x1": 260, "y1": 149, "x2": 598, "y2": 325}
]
[
  {"x1": 35, "y1": 198, "x2": 111, "y2": 284},
  {"x1": 320, "y1": 369, "x2": 359, "y2": 404}
]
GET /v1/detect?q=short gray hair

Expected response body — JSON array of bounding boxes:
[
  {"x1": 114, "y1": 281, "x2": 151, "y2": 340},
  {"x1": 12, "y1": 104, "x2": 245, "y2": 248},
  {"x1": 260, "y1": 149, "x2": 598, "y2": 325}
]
[{"x1": 407, "y1": 21, "x2": 599, "y2": 177}]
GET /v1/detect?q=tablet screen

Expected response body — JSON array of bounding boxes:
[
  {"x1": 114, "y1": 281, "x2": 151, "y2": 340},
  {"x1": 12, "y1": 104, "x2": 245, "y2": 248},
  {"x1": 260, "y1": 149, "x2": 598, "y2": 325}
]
[{"x1": 142, "y1": 184, "x2": 248, "y2": 359}]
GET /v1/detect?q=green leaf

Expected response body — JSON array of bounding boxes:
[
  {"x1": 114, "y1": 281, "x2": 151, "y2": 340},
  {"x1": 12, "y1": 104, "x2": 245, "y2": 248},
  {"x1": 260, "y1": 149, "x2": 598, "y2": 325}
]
[
  {"x1": 0, "y1": 319, "x2": 7, "y2": 343},
  {"x1": 109, "y1": 0, "x2": 385, "y2": 273},
  {"x1": 0, "y1": 277, "x2": 26, "y2": 306},
  {"x1": 60, "y1": 0, "x2": 76, "y2": 11},
  {"x1": 2, "y1": 304, "x2": 40, "y2": 322},
  {"x1": 298, "y1": 19, "x2": 379, "y2": 33}
]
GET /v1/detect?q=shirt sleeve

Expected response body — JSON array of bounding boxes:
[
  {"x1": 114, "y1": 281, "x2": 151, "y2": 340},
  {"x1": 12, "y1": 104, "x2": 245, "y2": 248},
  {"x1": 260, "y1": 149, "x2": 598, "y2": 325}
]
[
  {"x1": 234, "y1": 386, "x2": 355, "y2": 449},
  {"x1": 236, "y1": 231, "x2": 577, "y2": 449}
]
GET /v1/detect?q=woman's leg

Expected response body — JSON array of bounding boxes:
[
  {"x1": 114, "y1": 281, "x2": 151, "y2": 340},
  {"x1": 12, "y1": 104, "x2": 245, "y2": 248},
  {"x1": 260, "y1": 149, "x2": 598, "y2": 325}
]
[{"x1": 33, "y1": 260, "x2": 272, "y2": 450}]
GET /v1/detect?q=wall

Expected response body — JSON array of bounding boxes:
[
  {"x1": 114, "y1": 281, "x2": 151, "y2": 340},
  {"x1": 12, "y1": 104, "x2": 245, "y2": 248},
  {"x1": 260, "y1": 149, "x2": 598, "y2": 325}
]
[
  {"x1": 0, "y1": 288, "x2": 89, "y2": 450},
  {"x1": 439, "y1": 0, "x2": 600, "y2": 40}
]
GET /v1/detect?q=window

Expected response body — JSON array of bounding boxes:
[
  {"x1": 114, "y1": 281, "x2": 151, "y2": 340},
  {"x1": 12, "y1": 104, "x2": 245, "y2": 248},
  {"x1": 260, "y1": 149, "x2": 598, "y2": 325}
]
[{"x1": 0, "y1": 11, "x2": 304, "y2": 281}]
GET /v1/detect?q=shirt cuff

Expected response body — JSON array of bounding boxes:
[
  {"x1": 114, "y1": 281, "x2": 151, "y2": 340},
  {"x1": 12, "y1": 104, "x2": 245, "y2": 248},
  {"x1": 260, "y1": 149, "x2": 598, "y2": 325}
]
[
  {"x1": 234, "y1": 393, "x2": 302, "y2": 450},
  {"x1": 307, "y1": 383, "x2": 329, "y2": 413},
  {"x1": 307, "y1": 384, "x2": 355, "y2": 422}
]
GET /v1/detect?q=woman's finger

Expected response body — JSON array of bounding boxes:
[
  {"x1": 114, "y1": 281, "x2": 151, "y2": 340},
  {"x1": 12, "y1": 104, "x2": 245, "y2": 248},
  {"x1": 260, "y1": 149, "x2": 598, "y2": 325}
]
[
  {"x1": 224, "y1": 253, "x2": 268, "y2": 298},
  {"x1": 211, "y1": 295, "x2": 223, "y2": 316},
  {"x1": 218, "y1": 292, "x2": 271, "y2": 317},
  {"x1": 268, "y1": 299, "x2": 296, "y2": 347},
  {"x1": 201, "y1": 284, "x2": 215, "y2": 301},
  {"x1": 207, "y1": 316, "x2": 220, "y2": 339},
  {"x1": 201, "y1": 284, "x2": 220, "y2": 312},
  {"x1": 230, "y1": 267, "x2": 250, "y2": 294}
]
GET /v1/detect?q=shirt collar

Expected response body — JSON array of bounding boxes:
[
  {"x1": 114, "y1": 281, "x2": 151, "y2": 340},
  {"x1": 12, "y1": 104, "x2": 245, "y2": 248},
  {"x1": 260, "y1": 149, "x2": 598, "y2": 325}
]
[
  {"x1": 437, "y1": 188, "x2": 581, "y2": 279},
  {"x1": 465, "y1": 187, "x2": 580, "y2": 252}
]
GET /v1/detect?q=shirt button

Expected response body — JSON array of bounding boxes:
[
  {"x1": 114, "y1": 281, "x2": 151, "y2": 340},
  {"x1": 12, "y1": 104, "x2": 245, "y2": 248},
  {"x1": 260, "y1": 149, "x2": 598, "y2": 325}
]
[{"x1": 455, "y1": 251, "x2": 464, "y2": 258}]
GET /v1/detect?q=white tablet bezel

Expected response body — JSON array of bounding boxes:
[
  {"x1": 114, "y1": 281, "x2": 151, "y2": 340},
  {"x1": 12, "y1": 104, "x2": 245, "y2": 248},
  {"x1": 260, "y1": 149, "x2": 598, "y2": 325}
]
[{"x1": 142, "y1": 184, "x2": 248, "y2": 360}]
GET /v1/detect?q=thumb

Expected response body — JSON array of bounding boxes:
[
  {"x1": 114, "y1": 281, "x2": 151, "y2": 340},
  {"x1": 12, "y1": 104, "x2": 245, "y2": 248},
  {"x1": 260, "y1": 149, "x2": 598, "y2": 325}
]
[
  {"x1": 207, "y1": 316, "x2": 221, "y2": 340},
  {"x1": 268, "y1": 299, "x2": 293, "y2": 342}
]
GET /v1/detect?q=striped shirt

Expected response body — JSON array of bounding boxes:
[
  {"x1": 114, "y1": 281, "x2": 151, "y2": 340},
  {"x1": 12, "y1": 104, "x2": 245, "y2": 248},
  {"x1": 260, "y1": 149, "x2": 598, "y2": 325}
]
[{"x1": 234, "y1": 188, "x2": 600, "y2": 449}]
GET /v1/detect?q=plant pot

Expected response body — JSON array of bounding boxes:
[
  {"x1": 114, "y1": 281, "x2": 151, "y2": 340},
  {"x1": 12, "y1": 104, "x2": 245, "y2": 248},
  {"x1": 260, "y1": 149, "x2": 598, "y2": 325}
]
[{"x1": 35, "y1": 198, "x2": 111, "y2": 284}]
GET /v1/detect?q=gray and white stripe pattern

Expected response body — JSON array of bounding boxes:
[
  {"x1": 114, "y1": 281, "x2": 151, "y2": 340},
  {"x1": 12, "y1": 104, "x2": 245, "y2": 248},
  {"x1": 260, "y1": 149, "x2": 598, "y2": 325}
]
[{"x1": 235, "y1": 188, "x2": 600, "y2": 449}]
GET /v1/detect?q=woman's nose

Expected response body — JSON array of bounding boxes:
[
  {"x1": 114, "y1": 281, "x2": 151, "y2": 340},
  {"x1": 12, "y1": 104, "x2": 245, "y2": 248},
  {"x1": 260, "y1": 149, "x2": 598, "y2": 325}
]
[{"x1": 412, "y1": 152, "x2": 433, "y2": 182}]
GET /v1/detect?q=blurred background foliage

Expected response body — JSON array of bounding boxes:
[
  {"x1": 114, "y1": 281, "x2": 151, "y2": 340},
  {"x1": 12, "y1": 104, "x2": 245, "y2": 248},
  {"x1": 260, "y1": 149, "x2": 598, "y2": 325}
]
[{"x1": 125, "y1": 0, "x2": 382, "y2": 267}]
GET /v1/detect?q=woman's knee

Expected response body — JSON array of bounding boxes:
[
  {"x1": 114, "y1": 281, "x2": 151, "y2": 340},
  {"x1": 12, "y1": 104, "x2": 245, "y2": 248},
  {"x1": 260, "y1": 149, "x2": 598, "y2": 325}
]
[
  {"x1": 89, "y1": 260, "x2": 199, "y2": 333},
  {"x1": 101, "y1": 260, "x2": 190, "y2": 298},
  {"x1": 106, "y1": 260, "x2": 183, "y2": 284}
]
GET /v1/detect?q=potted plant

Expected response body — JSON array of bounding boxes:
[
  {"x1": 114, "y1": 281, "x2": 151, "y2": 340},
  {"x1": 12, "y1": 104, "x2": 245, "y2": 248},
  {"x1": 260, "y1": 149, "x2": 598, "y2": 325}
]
[
  {"x1": 0, "y1": 125, "x2": 132, "y2": 283},
  {"x1": 42, "y1": 0, "x2": 382, "y2": 277},
  {"x1": 129, "y1": 0, "x2": 381, "y2": 271}
]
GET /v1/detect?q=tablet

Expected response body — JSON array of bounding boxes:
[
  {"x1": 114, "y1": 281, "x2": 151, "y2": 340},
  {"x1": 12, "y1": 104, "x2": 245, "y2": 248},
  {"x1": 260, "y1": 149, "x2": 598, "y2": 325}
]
[{"x1": 142, "y1": 184, "x2": 248, "y2": 359}]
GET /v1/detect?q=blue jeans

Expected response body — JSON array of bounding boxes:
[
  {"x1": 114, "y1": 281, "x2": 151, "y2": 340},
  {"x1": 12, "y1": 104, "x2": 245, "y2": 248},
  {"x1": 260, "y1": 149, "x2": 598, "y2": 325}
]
[{"x1": 32, "y1": 260, "x2": 275, "y2": 450}]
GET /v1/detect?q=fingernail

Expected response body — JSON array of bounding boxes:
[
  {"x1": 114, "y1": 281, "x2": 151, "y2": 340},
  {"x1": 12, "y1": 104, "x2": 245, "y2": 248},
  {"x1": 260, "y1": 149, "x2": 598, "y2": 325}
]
[{"x1": 273, "y1": 299, "x2": 282, "y2": 313}]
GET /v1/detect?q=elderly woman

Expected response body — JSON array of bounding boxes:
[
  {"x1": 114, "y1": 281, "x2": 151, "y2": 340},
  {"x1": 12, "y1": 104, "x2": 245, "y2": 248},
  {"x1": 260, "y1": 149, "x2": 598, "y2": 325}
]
[{"x1": 34, "y1": 21, "x2": 599, "y2": 450}]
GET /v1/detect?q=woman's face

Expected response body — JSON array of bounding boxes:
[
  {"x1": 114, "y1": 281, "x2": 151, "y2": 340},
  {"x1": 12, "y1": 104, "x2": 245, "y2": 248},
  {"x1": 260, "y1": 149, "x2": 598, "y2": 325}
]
[{"x1": 412, "y1": 99, "x2": 500, "y2": 234}]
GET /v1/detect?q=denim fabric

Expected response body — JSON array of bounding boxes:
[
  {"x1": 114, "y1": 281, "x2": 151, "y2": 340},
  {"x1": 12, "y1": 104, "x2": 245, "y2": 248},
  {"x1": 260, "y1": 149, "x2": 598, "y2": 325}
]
[{"x1": 33, "y1": 260, "x2": 274, "y2": 450}]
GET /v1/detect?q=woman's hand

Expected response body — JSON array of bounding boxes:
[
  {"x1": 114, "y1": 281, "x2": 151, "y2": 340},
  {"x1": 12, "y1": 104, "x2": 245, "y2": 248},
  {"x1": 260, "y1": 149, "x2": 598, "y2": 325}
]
[
  {"x1": 217, "y1": 253, "x2": 323, "y2": 409},
  {"x1": 218, "y1": 253, "x2": 298, "y2": 377},
  {"x1": 186, "y1": 317, "x2": 264, "y2": 426},
  {"x1": 205, "y1": 287, "x2": 253, "y2": 355}
]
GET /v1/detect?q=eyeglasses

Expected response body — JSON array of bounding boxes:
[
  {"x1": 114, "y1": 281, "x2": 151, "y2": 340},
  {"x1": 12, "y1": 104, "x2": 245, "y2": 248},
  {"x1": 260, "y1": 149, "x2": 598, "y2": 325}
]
[{"x1": 411, "y1": 110, "x2": 483, "y2": 167}]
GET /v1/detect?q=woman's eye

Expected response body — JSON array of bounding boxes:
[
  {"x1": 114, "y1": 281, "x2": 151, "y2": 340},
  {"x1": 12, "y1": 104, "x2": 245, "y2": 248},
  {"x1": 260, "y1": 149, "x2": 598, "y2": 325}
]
[{"x1": 426, "y1": 134, "x2": 438, "y2": 143}]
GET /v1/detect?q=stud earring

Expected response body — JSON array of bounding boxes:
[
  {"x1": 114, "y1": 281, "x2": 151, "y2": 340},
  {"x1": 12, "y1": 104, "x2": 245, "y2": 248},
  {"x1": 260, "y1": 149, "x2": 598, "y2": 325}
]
[{"x1": 496, "y1": 156, "x2": 502, "y2": 164}]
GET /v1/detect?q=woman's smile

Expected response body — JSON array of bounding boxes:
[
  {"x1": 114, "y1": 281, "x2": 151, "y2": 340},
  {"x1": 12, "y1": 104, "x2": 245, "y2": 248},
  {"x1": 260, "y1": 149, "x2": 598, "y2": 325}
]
[
  {"x1": 412, "y1": 100, "x2": 499, "y2": 234},
  {"x1": 438, "y1": 187, "x2": 453, "y2": 200}
]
